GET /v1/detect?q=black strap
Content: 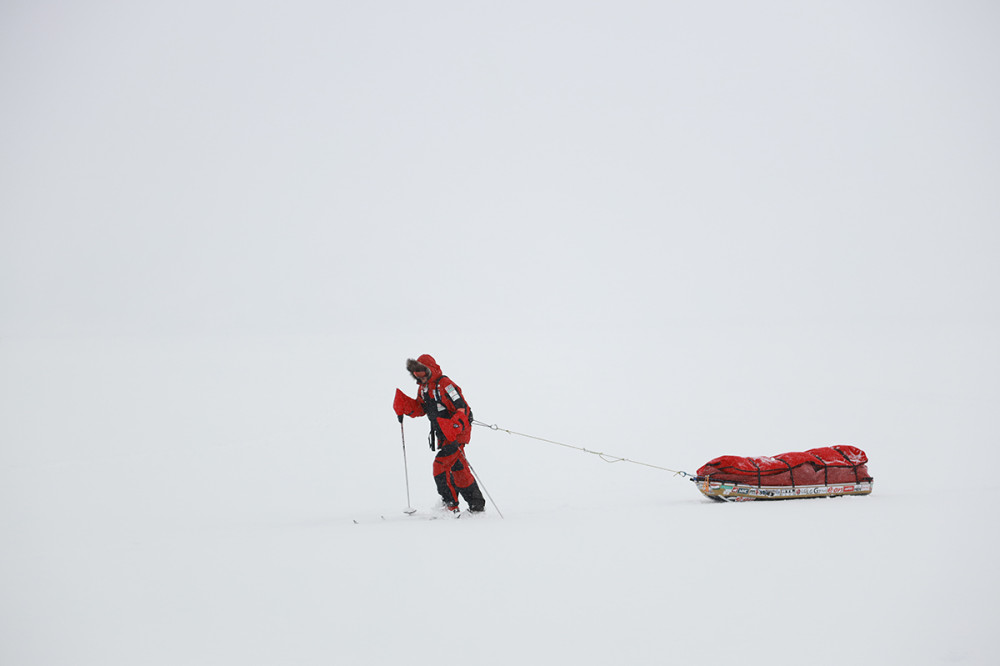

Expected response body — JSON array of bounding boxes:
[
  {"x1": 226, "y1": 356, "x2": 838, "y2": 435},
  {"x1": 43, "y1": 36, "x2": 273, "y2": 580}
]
[
  {"x1": 833, "y1": 446, "x2": 860, "y2": 483},
  {"x1": 775, "y1": 456, "x2": 796, "y2": 489},
  {"x1": 749, "y1": 458, "x2": 761, "y2": 487},
  {"x1": 809, "y1": 452, "x2": 828, "y2": 484}
]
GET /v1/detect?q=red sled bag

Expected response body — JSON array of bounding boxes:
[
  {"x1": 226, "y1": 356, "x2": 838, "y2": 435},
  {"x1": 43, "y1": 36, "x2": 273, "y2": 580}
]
[{"x1": 693, "y1": 446, "x2": 874, "y2": 502}]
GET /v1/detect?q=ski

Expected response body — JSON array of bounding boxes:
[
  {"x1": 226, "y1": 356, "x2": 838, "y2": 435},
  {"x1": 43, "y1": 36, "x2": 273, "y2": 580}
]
[{"x1": 352, "y1": 509, "x2": 459, "y2": 524}]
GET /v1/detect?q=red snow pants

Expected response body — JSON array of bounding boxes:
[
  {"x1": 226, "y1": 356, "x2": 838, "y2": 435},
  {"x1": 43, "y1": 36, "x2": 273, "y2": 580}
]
[{"x1": 433, "y1": 444, "x2": 476, "y2": 506}]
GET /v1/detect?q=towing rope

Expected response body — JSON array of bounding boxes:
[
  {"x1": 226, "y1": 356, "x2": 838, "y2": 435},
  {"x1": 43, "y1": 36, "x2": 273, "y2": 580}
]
[{"x1": 472, "y1": 420, "x2": 693, "y2": 479}]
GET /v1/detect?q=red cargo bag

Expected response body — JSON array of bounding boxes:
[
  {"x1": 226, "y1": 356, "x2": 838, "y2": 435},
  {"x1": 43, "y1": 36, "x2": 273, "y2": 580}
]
[{"x1": 694, "y1": 445, "x2": 874, "y2": 501}]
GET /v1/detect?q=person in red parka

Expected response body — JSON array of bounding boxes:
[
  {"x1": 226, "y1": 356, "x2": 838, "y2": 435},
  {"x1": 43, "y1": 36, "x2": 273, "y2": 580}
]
[{"x1": 393, "y1": 354, "x2": 485, "y2": 513}]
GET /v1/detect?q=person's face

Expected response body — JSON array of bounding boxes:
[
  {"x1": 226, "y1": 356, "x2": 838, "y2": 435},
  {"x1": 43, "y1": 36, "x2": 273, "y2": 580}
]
[{"x1": 411, "y1": 366, "x2": 429, "y2": 384}]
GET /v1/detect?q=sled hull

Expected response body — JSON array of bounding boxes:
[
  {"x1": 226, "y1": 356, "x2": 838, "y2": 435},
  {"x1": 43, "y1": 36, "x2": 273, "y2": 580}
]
[{"x1": 696, "y1": 478, "x2": 874, "y2": 502}]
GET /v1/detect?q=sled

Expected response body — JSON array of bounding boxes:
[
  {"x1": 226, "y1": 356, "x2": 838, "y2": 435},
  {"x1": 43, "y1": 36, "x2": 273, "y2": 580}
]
[
  {"x1": 693, "y1": 445, "x2": 874, "y2": 502},
  {"x1": 694, "y1": 478, "x2": 874, "y2": 502}
]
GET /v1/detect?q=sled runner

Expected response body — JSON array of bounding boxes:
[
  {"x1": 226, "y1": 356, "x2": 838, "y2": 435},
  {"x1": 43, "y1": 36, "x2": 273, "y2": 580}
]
[{"x1": 693, "y1": 445, "x2": 874, "y2": 502}]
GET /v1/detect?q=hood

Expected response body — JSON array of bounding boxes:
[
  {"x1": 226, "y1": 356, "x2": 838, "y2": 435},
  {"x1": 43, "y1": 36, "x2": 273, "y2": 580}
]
[{"x1": 416, "y1": 354, "x2": 442, "y2": 381}]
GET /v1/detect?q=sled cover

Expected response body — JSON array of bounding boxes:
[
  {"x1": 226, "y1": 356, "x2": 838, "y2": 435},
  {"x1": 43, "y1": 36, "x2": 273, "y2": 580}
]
[{"x1": 696, "y1": 446, "x2": 872, "y2": 487}]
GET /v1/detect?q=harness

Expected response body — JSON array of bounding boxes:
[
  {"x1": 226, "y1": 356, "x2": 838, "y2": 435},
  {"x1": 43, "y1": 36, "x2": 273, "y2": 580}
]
[{"x1": 418, "y1": 377, "x2": 470, "y2": 450}]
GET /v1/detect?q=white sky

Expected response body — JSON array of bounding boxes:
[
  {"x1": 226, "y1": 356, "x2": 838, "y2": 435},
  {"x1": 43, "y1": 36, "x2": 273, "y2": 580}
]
[
  {"x1": 1, "y1": 1, "x2": 998, "y2": 341},
  {"x1": 2, "y1": 8, "x2": 999, "y2": 663}
]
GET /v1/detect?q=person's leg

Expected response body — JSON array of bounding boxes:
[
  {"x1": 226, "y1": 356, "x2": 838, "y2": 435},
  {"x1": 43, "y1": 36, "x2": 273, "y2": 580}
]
[
  {"x1": 451, "y1": 447, "x2": 485, "y2": 512},
  {"x1": 433, "y1": 449, "x2": 460, "y2": 510}
]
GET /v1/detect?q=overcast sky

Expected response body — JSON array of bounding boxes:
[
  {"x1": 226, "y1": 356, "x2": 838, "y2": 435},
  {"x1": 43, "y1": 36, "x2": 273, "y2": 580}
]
[
  {"x1": 3, "y1": 9, "x2": 998, "y2": 664},
  {"x1": 1, "y1": 1, "x2": 997, "y2": 343}
]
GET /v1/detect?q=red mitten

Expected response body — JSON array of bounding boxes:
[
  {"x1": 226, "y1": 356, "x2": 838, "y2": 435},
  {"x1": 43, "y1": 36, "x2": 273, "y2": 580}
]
[{"x1": 393, "y1": 389, "x2": 422, "y2": 418}]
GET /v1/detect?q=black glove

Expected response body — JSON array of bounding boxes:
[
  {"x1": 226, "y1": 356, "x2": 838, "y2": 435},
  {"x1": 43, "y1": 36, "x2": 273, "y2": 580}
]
[{"x1": 397, "y1": 414, "x2": 404, "y2": 424}]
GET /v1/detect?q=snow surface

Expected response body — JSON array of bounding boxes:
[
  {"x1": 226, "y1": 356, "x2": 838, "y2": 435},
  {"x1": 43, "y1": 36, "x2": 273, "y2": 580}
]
[
  {"x1": 2, "y1": 2, "x2": 999, "y2": 665},
  {"x1": 2, "y1": 333, "x2": 997, "y2": 665}
]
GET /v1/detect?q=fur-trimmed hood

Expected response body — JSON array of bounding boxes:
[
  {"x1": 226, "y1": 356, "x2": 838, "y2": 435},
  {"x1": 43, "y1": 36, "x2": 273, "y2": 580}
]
[{"x1": 406, "y1": 354, "x2": 442, "y2": 382}]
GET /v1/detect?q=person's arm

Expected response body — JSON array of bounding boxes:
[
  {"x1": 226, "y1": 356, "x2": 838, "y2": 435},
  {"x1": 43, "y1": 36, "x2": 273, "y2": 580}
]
[{"x1": 393, "y1": 389, "x2": 424, "y2": 422}]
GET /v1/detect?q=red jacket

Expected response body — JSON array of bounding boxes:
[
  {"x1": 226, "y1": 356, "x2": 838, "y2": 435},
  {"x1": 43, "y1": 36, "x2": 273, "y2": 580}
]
[{"x1": 394, "y1": 354, "x2": 471, "y2": 446}]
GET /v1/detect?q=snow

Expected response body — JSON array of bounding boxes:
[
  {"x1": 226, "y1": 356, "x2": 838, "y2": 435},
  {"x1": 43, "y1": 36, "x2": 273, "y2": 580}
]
[
  {"x1": 2, "y1": 2, "x2": 999, "y2": 665},
  {"x1": 2, "y1": 334, "x2": 997, "y2": 664}
]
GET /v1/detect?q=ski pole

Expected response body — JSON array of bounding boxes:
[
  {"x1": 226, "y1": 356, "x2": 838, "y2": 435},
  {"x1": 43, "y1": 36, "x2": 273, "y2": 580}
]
[
  {"x1": 399, "y1": 418, "x2": 416, "y2": 514},
  {"x1": 468, "y1": 463, "x2": 504, "y2": 519}
]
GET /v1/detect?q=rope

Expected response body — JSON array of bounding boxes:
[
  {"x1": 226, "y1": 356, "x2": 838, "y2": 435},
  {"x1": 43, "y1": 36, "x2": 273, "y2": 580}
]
[{"x1": 472, "y1": 420, "x2": 692, "y2": 479}]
